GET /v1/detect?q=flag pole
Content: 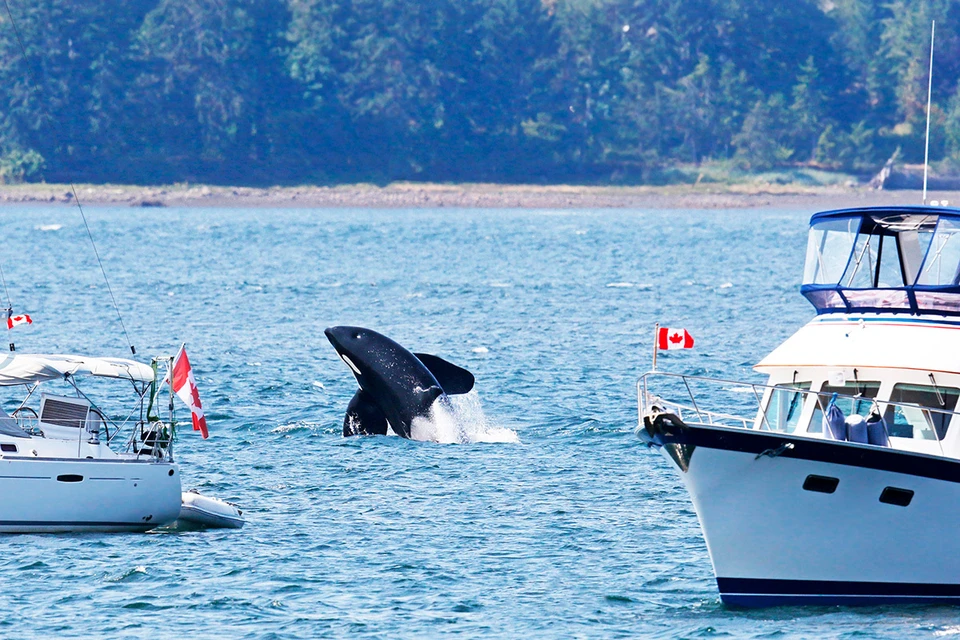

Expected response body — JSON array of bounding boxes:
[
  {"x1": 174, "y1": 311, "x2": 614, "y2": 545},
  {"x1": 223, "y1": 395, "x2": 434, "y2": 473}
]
[
  {"x1": 5, "y1": 307, "x2": 12, "y2": 352},
  {"x1": 652, "y1": 323, "x2": 659, "y2": 371}
]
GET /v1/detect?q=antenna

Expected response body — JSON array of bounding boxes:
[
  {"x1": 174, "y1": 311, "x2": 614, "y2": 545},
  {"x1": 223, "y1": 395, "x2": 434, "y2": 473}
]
[{"x1": 923, "y1": 20, "x2": 936, "y2": 205}]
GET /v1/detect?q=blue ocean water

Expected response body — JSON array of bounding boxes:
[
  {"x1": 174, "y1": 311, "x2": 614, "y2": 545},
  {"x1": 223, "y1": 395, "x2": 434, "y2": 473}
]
[{"x1": 0, "y1": 205, "x2": 954, "y2": 638}]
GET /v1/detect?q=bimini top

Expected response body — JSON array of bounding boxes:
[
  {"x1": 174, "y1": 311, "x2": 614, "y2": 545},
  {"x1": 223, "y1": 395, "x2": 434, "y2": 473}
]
[
  {"x1": 802, "y1": 205, "x2": 960, "y2": 316},
  {"x1": 0, "y1": 353, "x2": 154, "y2": 386}
]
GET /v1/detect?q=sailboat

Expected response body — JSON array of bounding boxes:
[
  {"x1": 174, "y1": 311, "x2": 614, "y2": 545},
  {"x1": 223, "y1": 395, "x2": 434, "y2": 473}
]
[{"x1": 0, "y1": 352, "x2": 182, "y2": 531}]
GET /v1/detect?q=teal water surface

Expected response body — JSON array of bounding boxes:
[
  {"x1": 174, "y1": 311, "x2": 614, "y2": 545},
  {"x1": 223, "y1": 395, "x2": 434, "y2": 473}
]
[{"x1": 0, "y1": 205, "x2": 952, "y2": 638}]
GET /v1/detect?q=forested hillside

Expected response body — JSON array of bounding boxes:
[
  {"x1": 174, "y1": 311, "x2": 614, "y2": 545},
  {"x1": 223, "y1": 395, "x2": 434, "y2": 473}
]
[{"x1": 0, "y1": 0, "x2": 957, "y2": 185}]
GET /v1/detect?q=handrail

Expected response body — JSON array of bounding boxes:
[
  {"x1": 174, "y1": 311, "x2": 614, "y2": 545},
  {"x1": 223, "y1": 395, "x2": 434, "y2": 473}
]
[{"x1": 638, "y1": 370, "x2": 960, "y2": 454}]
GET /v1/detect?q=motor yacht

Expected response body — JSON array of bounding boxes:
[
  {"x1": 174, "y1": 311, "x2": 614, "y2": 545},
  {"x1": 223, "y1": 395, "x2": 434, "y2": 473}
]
[{"x1": 638, "y1": 205, "x2": 960, "y2": 606}]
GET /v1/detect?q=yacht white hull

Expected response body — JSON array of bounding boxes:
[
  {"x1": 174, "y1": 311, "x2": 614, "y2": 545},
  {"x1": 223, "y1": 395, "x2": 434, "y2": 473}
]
[
  {"x1": 0, "y1": 457, "x2": 181, "y2": 533},
  {"x1": 643, "y1": 418, "x2": 960, "y2": 606}
]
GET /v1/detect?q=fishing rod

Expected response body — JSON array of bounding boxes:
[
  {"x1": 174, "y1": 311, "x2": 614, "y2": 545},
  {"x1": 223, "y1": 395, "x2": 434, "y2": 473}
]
[{"x1": 1, "y1": 0, "x2": 136, "y2": 355}]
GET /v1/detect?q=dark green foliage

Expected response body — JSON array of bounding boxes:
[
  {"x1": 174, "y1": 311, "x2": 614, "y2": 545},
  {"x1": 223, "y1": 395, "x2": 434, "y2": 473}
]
[{"x1": 0, "y1": 0, "x2": 958, "y2": 184}]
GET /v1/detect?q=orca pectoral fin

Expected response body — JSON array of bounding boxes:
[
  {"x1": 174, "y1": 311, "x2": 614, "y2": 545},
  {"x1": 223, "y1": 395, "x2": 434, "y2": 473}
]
[
  {"x1": 343, "y1": 389, "x2": 389, "y2": 436},
  {"x1": 413, "y1": 353, "x2": 475, "y2": 394}
]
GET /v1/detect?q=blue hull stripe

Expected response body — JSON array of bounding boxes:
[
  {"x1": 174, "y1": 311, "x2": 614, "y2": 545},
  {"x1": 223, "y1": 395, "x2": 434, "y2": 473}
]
[{"x1": 718, "y1": 578, "x2": 960, "y2": 607}]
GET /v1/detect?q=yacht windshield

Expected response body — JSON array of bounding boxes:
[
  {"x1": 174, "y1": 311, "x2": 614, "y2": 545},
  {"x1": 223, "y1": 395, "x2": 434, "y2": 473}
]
[
  {"x1": 800, "y1": 208, "x2": 954, "y2": 314},
  {"x1": 803, "y1": 216, "x2": 859, "y2": 285},
  {"x1": 917, "y1": 217, "x2": 960, "y2": 286}
]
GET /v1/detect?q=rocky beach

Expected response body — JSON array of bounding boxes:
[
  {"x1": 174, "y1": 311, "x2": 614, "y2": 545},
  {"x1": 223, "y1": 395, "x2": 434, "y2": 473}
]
[{"x1": 0, "y1": 181, "x2": 955, "y2": 210}]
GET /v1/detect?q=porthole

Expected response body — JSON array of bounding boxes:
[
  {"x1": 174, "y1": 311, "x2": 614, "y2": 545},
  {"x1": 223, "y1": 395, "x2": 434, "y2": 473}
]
[
  {"x1": 802, "y1": 475, "x2": 839, "y2": 494},
  {"x1": 880, "y1": 487, "x2": 914, "y2": 507}
]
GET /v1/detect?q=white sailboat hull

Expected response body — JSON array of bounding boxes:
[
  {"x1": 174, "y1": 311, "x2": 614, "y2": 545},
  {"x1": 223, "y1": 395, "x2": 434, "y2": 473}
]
[
  {"x1": 0, "y1": 457, "x2": 181, "y2": 533},
  {"x1": 648, "y1": 421, "x2": 960, "y2": 605}
]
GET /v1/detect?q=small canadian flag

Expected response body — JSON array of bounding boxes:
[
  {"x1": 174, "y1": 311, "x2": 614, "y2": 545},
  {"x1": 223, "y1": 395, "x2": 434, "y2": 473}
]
[
  {"x1": 7, "y1": 313, "x2": 31, "y2": 330},
  {"x1": 657, "y1": 327, "x2": 694, "y2": 350},
  {"x1": 170, "y1": 345, "x2": 209, "y2": 439}
]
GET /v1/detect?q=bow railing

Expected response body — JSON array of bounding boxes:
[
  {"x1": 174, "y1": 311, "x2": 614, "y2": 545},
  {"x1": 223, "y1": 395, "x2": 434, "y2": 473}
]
[{"x1": 638, "y1": 371, "x2": 960, "y2": 457}]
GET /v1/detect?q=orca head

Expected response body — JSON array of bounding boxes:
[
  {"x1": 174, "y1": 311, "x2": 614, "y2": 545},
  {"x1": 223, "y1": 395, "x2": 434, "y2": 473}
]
[
  {"x1": 324, "y1": 326, "x2": 369, "y2": 379},
  {"x1": 324, "y1": 326, "x2": 385, "y2": 387}
]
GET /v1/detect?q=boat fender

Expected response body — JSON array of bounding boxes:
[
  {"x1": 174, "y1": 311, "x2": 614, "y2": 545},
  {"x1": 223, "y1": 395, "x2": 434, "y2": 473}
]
[
  {"x1": 866, "y1": 412, "x2": 890, "y2": 447},
  {"x1": 823, "y1": 394, "x2": 847, "y2": 441}
]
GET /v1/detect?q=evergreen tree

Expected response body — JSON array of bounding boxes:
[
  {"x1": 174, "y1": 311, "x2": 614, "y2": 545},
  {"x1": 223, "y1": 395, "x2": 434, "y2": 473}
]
[{"x1": 128, "y1": 0, "x2": 297, "y2": 182}]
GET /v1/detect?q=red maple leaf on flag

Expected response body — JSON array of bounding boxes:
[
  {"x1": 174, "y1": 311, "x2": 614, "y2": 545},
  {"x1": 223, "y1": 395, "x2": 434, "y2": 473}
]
[{"x1": 190, "y1": 384, "x2": 202, "y2": 408}]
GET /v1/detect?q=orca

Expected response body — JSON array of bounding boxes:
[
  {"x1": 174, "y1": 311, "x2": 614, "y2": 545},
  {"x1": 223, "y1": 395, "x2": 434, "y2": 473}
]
[{"x1": 324, "y1": 326, "x2": 475, "y2": 438}]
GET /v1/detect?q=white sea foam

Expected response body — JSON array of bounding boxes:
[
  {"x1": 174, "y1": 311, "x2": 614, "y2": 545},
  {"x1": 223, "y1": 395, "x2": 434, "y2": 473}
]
[
  {"x1": 36, "y1": 224, "x2": 62, "y2": 231},
  {"x1": 409, "y1": 392, "x2": 519, "y2": 444},
  {"x1": 934, "y1": 626, "x2": 960, "y2": 637},
  {"x1": 605, "y1": 282, "x2": 653, "y2": 290},
  {"x1": 272, "y1": 421, "x2": 323, "y2": 434}
]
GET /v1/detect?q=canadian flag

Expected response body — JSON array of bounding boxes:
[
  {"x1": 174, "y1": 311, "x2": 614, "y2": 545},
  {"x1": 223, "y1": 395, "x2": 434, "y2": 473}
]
[
  {"x1": 6, "y1": 314, "x2": 31, "y2": 330},
  {"x1": 658, "y1": 327, "x2": 694, "y2": 350},
  {"x1": 171, "y1": 345, "x2": 208, "y2": 439}
]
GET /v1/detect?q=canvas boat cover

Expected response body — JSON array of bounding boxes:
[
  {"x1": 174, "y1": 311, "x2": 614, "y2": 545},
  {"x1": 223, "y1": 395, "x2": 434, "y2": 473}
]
[{"x1": 0, "y1": 354, "x2": 154, "y2": 386}]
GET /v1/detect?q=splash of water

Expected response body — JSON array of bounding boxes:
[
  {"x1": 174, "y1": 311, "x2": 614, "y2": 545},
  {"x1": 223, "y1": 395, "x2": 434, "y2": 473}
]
[{"x1": 409, "y1": 392, "x2": 519, "y2": 444}]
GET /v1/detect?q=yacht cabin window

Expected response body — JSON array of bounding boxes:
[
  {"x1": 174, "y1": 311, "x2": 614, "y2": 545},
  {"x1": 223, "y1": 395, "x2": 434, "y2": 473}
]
[
  {"x1": 884, "y1": 383, "x2": 960, "y2": 440},
  {"x1": 762, "y1": 384, "x2": 810, "y2": 433},
  {"x1": 809, "y1": 382, "x2": 881, "y2": 434}
]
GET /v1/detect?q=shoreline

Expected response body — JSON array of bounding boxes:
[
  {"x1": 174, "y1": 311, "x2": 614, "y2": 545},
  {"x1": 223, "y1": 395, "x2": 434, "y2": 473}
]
[{"x1": 0, "y1": 182, "x2": 955, "y2": 210}]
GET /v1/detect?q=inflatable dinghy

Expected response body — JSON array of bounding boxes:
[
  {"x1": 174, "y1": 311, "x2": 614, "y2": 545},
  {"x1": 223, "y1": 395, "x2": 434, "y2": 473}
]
[{"x1": 176, "y1": 490, "x2": 245, "y2": 529}]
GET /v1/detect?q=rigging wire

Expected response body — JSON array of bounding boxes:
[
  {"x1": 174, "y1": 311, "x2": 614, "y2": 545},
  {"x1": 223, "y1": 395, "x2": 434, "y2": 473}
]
[
  {"x1": 1, "y1": 0, "x2": 26, "y2": 336},
  {"x1": 0, "y1": 263, "x2": 12, "y2": 311},
  {"x1": 2, "y1": 0, "x2": 136, "y2": 355},
  {"x1": 1, "y1": 0, "x2": 28, "y2": 62},
  {"x1": 0, "y1": 0, "x2": 28, "y2": 352},
  {"x1": 72, "y1": 185, "x2": 136, "y2": 355}
]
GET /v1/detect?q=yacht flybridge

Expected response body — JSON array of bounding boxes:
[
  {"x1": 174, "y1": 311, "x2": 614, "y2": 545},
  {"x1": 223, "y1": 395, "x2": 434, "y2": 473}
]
[
  {"x1": 638, "y1": 206, "x2": 960, "y2": 606},
  {"x1": 0, "y1": 353, "x2": 182, "y2": 532}
]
